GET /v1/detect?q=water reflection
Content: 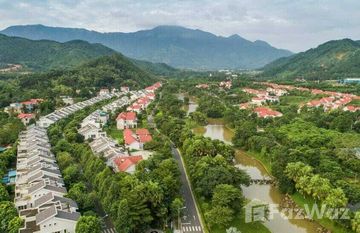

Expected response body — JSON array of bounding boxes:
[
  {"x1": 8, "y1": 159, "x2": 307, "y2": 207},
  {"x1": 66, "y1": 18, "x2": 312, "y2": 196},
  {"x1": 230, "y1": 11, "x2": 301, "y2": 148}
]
[{"x1": 193, "y1": 121, "x2": 320, "y2": 233}]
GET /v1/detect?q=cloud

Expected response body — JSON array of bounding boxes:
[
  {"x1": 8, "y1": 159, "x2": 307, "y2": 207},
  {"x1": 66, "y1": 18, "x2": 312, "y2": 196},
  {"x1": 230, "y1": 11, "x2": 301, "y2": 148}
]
[{"x1": 0, "y1": 0, "x2": 359, "y2": 52}]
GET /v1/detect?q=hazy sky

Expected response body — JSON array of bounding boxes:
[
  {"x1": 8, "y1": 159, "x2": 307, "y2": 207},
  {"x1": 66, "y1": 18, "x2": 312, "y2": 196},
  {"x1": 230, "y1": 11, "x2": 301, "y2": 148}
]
[{"x1": 1, "y1": 0, "x2": 359, "y2": 52}]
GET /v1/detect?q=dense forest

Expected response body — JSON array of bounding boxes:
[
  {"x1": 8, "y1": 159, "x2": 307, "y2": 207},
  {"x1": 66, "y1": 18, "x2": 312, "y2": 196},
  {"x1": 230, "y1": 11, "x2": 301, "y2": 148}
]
[{"x1": 0, "y1": 54, "x2": 157, "y2": 108}]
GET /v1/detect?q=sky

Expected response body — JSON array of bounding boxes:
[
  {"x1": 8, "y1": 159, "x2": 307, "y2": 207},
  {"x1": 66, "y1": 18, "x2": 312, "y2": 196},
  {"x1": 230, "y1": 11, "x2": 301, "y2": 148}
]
[{"x1": 0, "y1": 0, "x2": 359, "y2": 52}]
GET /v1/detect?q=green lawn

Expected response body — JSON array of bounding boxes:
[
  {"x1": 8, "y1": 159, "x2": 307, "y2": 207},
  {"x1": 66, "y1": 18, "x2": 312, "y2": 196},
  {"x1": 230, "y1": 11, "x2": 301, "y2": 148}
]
[
  {"x1": 245, "y1": 150, "x2": 273, "y2": 175},
  {"x1": 349, "y1": 99, "x2": 360, "y2": 106},
  {"x1": 279, "y1": 95, "x2": 313, "y2": 105},
  {"x1": 210, "y1": 207, "x2": 271, "y2": 233},
  {"x1": 105, "y1": 125, "x2": 124, "y2": 144},
  {"x1": 291, "y1": 193, "x2": 354, "y2": 233}
]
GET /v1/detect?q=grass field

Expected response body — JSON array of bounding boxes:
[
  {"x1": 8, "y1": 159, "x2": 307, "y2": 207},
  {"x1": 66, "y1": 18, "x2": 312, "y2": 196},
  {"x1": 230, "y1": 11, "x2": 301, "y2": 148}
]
[
  {"x1": 291, "y1": 192, "x2": 353, "y2": 233},
  {"x1": 349, "y1": 99, "x2": 360, "y2": 106},
  {"x1": 210, "y1": 208, "x2": 271, "y2": 233},
  {"x1": 279, "y1": 95, "x2": 313, "y2": 105},
  {"x1": 105, "y1": 125, "x2": 124, "y2": 144}
]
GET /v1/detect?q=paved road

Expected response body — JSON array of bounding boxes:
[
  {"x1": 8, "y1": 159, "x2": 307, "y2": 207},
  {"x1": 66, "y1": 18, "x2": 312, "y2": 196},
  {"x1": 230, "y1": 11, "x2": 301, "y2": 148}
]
[
  {"x1": 102, "y1": 228, "x2": 116, "y2": 233},
  {"x1": 171, "y1": 145, "x2": 203, "y2": 233},
  {"x1": 149, "y1": 102, "x2": 203, "y2": 233}
]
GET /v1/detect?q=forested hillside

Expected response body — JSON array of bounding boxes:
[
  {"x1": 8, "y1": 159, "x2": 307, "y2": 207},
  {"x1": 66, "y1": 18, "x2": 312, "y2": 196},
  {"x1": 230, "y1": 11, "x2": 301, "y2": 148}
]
[
  {"x1": 0, "y1": 54, "x2": 157, "y2": 108},
  {"x1": 262, "y1": 39, "x2": 360, "y2": 80},
  {"x1": 0, "y1": 34, "x2": 116, "y2": 70}
]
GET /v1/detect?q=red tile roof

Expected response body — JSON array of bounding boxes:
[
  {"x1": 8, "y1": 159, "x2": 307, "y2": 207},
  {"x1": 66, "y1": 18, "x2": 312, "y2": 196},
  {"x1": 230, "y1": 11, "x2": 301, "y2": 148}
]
[
  {"x1": 254, "y1": 107, "x2": 282, "y2": 118},
  {"x1": 124, "y1": 129, "x2": 137, "y2": 145},
  {"x1": 344, "y1": 105, "x2": 360, "y2": 112},
  {"x1": 139, "y1": 134, "x2": 152, "y2": 143},
  {"x1": 116, "y1": 112, "x2": 137, "y2": 121},
  {"x1": 17, "y1": 113, "x2": 35, "y2": 119},
  {"x1": 113, "y1": 156, "x2": 143, "y2": 172},
  {"x1": 136, "y1": 128, "x2": 150, "y2": 135},
  {"x1": 137, "y1": 97, "x2": 150, "y2": 105},
  {"x1": 136, "y1": 128, "x2": 152, "y2": 143},
  {"x1": 130, "y1": 104, "x2": 141, "y2": 110}
]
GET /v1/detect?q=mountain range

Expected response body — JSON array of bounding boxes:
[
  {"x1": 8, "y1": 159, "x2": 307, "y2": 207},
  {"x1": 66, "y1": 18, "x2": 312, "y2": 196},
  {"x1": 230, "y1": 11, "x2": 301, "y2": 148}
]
[
  {"x1": 0, "y1": 33, "x2": 116, "y2": 70},
  {"x1": 1, "y1": 24, "x2": 292, "y2": 70},
  {"x1": 262, "y1": 39, "x2": 360, "y2": 80}
]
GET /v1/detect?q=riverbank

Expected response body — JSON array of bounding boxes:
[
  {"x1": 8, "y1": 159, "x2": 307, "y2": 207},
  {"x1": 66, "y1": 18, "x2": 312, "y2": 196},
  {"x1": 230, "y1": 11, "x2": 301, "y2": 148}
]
[{"x1": 181, "y1": 148, "x2": 271, "y2": 233}]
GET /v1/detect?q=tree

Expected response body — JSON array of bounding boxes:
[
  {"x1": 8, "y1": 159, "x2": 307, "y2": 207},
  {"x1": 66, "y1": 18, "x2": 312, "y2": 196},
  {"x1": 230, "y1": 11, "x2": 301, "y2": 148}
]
[
  {"x1": 285, "y1": 162, "x2": 313, "y2": 183},
  {"x1": 352, "y1": 211, "x2": 360, "y2": 233},
  {"x1": 67, "y1": 182, "x2": 96, "y2": 211},
  {"x1": 170, "y1": 197, "x2": 184, "y2": 220},
  {"x1": 205, "y1": 206, "x2": 234, "y2": 228},
  {"x1": 63, "y1": 164, "x2": 82, "y2": 186},
  {"x1": 0, "y1": 201, "x2": 18, "y2": 232},
  {"x1": 7, "y1": 217, "x2": 23, "y2": 233},
  {"x1": 57, "y1": 151, "x2": 75, "y2": 169},
  {"x1": 115, "y1": 199, "x2": 132, "y2": 233},
  {"x1": 323, "y1": 188, "x2": 348, "y2": 208},
  {"x1": 75, "y1": 216, "x2": 102, "y2": 233},
  {"x1": 232, "y1": 120, "x2": 257, "y2": 148},
  {"x1": 0, "y1": 184, "x2": 9, "y2": 201},
  {"x1": 211, "y1": 184, "x2": 243, "y2": 211}
]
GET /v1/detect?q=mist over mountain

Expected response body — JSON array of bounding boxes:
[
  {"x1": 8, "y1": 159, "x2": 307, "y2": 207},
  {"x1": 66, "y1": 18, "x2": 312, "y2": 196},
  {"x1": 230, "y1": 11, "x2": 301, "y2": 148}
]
[{"x1": 1, "y1": 24, "x2": 293, "y2": 70}]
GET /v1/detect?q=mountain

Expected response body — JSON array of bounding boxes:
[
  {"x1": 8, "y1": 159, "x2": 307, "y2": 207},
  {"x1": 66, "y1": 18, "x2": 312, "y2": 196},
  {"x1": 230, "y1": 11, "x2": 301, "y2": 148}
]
[
  {"x1": 131, "y1": 59, "x2": 178, "y2": 76},
  {"x1": 0, "y1": 33, "x2": 116, "y2": 71},
  {"x1": 262, "y1": 39, "x2": 360, "y2": 80},
  {"x1": 1, "y1": 24, "x2": 293, "y2": 70}
]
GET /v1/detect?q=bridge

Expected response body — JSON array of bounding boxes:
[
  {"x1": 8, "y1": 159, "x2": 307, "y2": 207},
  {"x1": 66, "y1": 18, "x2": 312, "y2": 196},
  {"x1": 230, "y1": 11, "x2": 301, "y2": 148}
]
[{"x1": 250, "y1": 178, "x2": 275, "y2": 185}]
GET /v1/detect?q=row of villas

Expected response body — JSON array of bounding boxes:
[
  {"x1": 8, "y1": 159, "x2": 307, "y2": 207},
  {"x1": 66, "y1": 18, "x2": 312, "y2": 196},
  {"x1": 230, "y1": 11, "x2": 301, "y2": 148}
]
[
  {"x1": 15, "y1": 126, "x2": 80, "y2": 233},
  {"x1": 240, "y1": 87, "x2": 286, "y2": 118},
  {"x1": 13, "y1": 91, "x2": 119, "y2": 233},
  {"x1": 261, "y1": 82, "x2": 360, "y2": 112},
  {"x1": 37, "y1": 92, "x2": 117, "y2": 128},
  {"x1": 80, "y1": 82, "x2": 161, "y2": 174}
]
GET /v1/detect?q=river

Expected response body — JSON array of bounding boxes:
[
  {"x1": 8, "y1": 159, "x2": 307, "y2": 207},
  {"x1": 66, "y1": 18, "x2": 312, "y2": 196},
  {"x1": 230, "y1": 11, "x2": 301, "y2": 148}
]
[{"x1": 181, "y1": 94, "x2": 321, "y2": 233}]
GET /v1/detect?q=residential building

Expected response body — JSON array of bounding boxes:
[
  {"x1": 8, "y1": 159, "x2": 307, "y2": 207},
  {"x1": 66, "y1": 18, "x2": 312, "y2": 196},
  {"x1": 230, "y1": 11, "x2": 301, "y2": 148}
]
[
  {"x1": 112, "y1": 155, "x2": 143, "y2": 174},
  {"x1": 79, "y1": 124, "x2": 106, "y2": 140},
  {"x1": 18, "y1": 113, "x2": 36, "y2": 125},
  {"x1": 60, "y1": 96, "x2": 74, "y2": 105},
  {"x1": 116, "y1": 112, "x2": 137, "y2": 129},
  {"x1": 4, "y1": 102, "x2": 23, "y2": 114},
  {"x1": 124, "y1": 129, "x2": 140, "y2": 150},
  {"x1": 121, "y1": 86, "x2": 130, "y2": 92},
  {"x1": 15, "y1": 126, "x2": 80, "y2": 233},
  {"x1": 99, "y1": 88, "x2": 110, "y2": 96},
  {"x1": 254, "y1": 107, "x2": 283, "y2": 118}
]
